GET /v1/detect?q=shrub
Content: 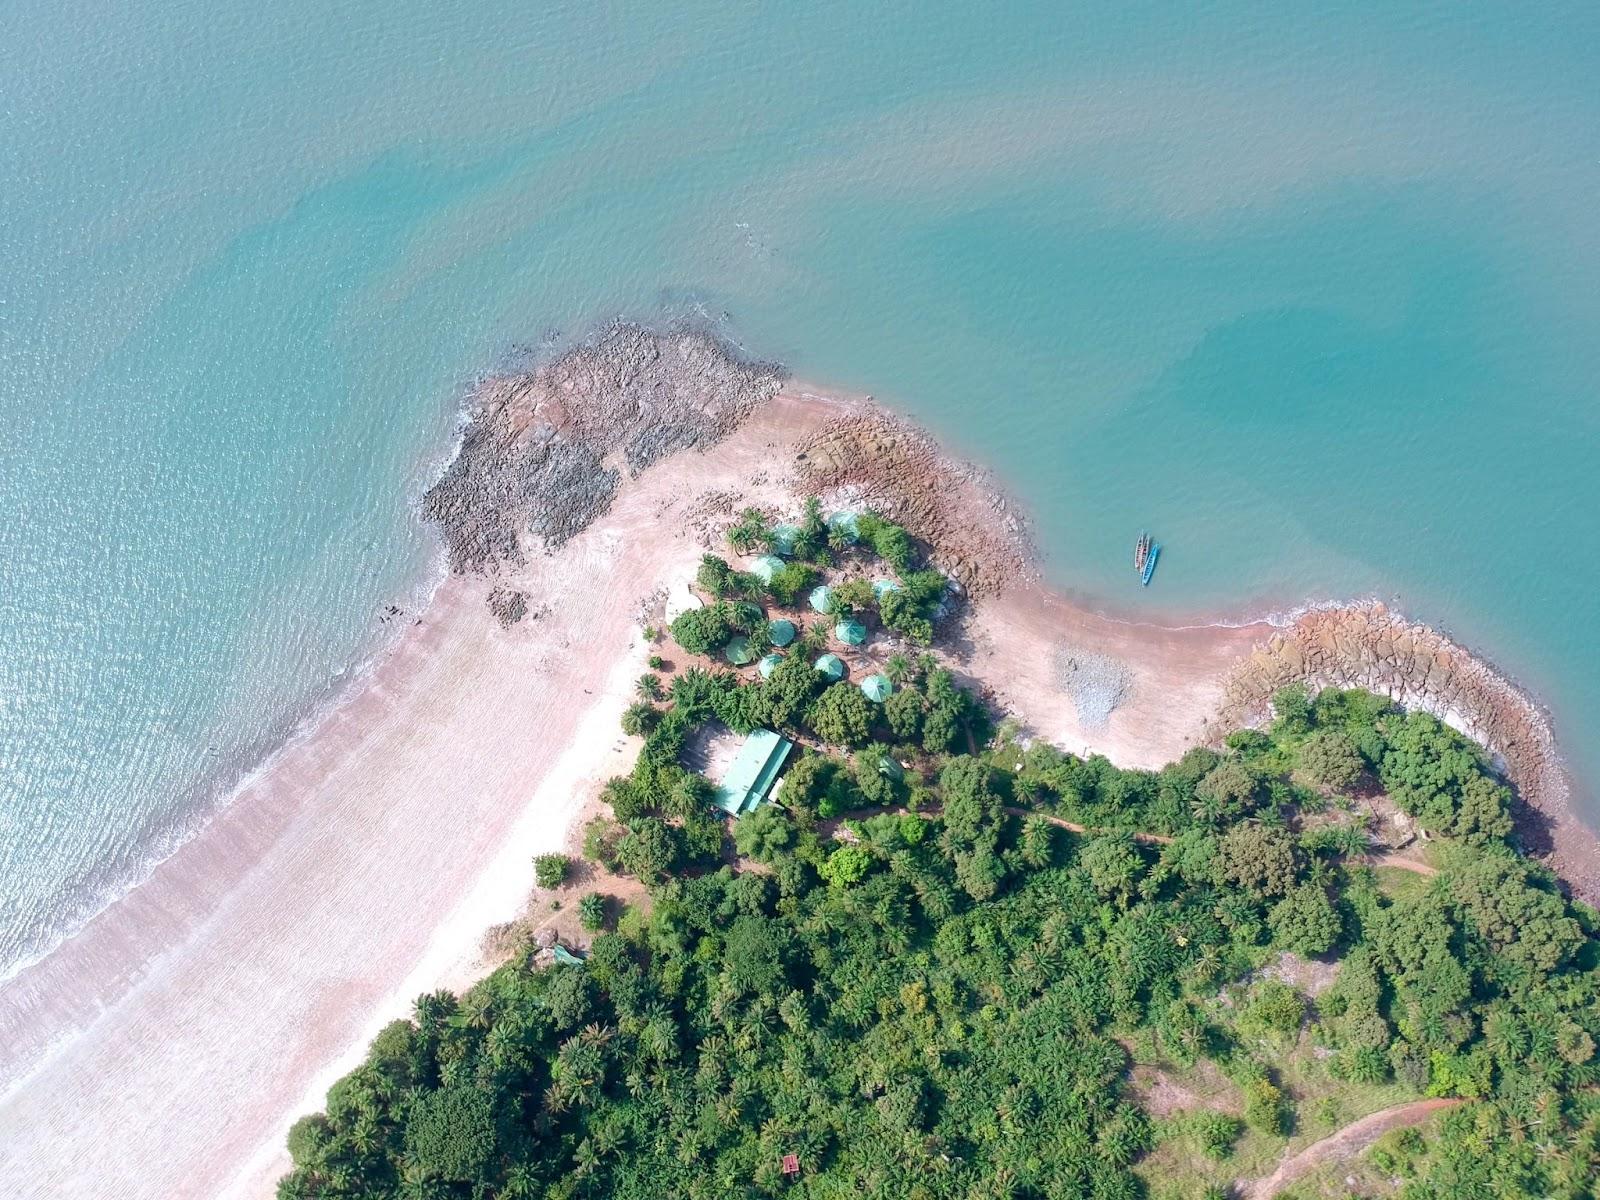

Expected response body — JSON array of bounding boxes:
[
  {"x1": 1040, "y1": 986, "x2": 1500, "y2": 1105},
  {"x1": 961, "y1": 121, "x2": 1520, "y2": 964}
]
[
  {"x1": 1243, "y1": 1078, "x2": 1290, "y2": 1135},
  {"x1": 1244, "y1": 981, "x2": 1306, "y2": 1037},
  {"x1": 806, "y1": 682, "x2": 873, "y2": 748},
  {"x1": 578, "y1": 892, "x2": 608, "y2": 932},
  {"x1": 669, "y1": 604, "x2": 734, "y2": 655},
  {"x1": 534, "y1": 853, "x2": 571, "y2": 889},
  {"x1": 1297, "y1": 729, "x2": 1364, "y2": 791},
  {"x1": 1268, "y1": 883, "x2": 1343, "y2": 956}
]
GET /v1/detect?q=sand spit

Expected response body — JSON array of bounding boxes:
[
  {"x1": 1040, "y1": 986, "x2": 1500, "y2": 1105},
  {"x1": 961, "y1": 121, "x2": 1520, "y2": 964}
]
[{"x1": 0, "y1": 327, "x2": 1592, "y2": 1200}]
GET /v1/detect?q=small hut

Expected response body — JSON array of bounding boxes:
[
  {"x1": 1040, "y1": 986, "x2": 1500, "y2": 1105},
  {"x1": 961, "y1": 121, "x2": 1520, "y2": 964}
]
[
  {"x1": 768, "y1": 617, "x2": 797, "y2": 647},
  {"x1": 872, "y1": 577, "x2": 903, "y2": 600},
  {"x1": 860, "y1": 673, "x2": 893, "y2": 702},
  {"x1": 827, "y1": 510, "x2": 860, "y2": 543},
  {"x1": 834, "y1": 618, "x2": 867, "y2": 646},
  {"x1": 813, "y1": 653, "x2": 846, "y2": 681},
  {"x1": 750, "y1": 554, "x2": 785, "y2": 584},
  {"x1": 757, "y1": 653, "x2": 783, "y2": 678},
  {"x1": 809, "y1": 585, "x2": 834, "y2": 614},
  {"x1": 723, "y1": 636, "x2": 754, "y2": 666},
  {"x1": 770, "y1": 523, "x2": 803, "y2": 557}
]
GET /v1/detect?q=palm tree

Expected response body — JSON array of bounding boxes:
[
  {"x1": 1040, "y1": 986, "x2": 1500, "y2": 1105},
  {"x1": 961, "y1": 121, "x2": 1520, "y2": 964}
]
[{"x1": 885, "y1": 653, "x2": 912, "y2": 684}]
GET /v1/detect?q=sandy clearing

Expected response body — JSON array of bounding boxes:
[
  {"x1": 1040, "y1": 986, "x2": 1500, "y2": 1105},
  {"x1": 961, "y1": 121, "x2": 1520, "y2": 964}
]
[{"x1": 1240, "y1": 1097, "x2": 1464, "y2": 1199}]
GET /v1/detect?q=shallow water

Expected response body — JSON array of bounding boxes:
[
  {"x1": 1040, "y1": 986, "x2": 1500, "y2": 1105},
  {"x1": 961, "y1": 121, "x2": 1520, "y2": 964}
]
[{"x1": 3, "y1": 1, "x2": 1599, "y2": 976}]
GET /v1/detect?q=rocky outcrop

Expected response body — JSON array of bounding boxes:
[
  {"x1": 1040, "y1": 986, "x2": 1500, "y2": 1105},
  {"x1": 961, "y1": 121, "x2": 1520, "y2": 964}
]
[
  {"x1": 794, "y1": 411, "x2": 1033, "y2": 598},
  {"x1": 422, "y1": 324, "x2": 784, "y2": 573},
  {"x1": 1209, "y1": 602, "x2": 1594, "y2": 899}
]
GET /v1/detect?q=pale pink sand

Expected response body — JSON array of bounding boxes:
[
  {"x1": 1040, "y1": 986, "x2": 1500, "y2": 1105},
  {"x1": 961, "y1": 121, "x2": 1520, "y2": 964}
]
[{"x1": 0, "y1": 393, "x2": 851, "y2": 1200}]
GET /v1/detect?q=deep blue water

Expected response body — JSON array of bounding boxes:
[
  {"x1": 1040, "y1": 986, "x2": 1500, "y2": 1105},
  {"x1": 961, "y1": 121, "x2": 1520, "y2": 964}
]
[{"x1": 3, "y1": 1, "x2": 1599, "y2": 976}]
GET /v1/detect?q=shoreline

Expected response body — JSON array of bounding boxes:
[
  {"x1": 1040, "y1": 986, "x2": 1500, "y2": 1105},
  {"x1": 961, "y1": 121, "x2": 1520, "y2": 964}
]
[{"x1": 0, "y1": 327, "x2": 1593, "y2": 1198}]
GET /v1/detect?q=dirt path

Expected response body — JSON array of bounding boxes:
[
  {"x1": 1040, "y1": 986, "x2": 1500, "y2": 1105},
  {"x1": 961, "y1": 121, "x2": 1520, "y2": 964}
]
[
  {"x1": 1241, "y1": 1098, "x2": 1464, "y2": 1199},
  {"x1": 1364, "y1": 851, "x2": 1439, "y2": 877}
]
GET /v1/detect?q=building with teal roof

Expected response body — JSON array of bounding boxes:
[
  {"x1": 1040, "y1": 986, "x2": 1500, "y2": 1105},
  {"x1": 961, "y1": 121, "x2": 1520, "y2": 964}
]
[
  {"x1": 768, "y1": 617, "x2": 796, "y2": 647},
  {"x1": 757, "y1": 653, "x2": 783, "y2": 678},
  {"x1": 770, "y1": 523, "x2": 802, "y2": 556},
  {"x1": 860, "y1": 673, "x2": 893, "y2": 702},
  {"x1": 834, "y1": 618, "x2": 867, "y2": 646},
  {"x1": 809, "y1": 585, "x2": 834, "y2": 614},
  {"x1": 723, "y1": 636, "x2": 754, "y2": 666},
  {"x1": 872, "y1": 577, "x2": 902, "y2": 600},
  {"x1": 750, "y1": 554, "x2": 785, "y2": 584},
  {"x1": 713, "y1": 729, "x2": 795, "y2": 816},
  {"x1": 813, "y1": 653, "x2": 846, "y2": 681}
]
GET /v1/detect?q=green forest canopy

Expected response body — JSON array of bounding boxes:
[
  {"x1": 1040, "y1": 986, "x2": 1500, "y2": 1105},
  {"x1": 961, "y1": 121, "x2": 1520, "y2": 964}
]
[{"x1": 279, "y1": 669, "x2": 1600, "y2": 1200}]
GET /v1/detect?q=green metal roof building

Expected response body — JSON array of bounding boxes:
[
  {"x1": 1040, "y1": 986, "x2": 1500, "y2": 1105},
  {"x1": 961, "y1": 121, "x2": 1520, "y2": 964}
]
[
  {"x1": 723, "y1": 636, "x2": 754, "y2": 666},
  {"x1": 834, "y1": 618, "x2": 867, "y2": 646},
  {"x1": 860, "y1": 673, "x2": 893, "y2": 702},
  {"x1": 751, "y1": 554, "x2": 785, "y2": 584},
  {"x1": 757, "y1": 652, "x2": 783, "y2": 678},
  {"x1": 768, "y1": 617, "x2": 796, "y2": 647},
  {"x1": 809, "y1": 585, "x2": 834, "y2": 614},
  {"x1": 714, "y1": 729, "x2": 795, "y2": 817},
  {"x1": 813, "y1": 653, "x2": 846, "y2": 681},
  {"x1": 872, "y1": 577, "x2": 902, "y2": 599}
]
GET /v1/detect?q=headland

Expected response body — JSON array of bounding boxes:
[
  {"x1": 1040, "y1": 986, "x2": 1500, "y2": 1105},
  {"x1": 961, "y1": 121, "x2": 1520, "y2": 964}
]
[{"x1": 0, "y1": 324, "x2": 1590, "y2": 1199}]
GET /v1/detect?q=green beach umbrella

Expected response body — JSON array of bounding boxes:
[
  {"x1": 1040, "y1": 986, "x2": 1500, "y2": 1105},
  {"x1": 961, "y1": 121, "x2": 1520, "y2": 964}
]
[
  {"x1": 723, "y1": 636, "x2": 754, "y2": 666},
  {"x1": 860, "y1": 674, "x2": 892, "y2": 702},
  {"x1": 834, "y1": 618, "x2": 867, "y2": 646},
  {"x1": 872, "y1": 577, "x2": 902, "y2": 600},
  {"x1": 771, "y1": 523, "x2": 802, "y2": 556},
  {"x1": 757, "y1": 653, "x2": 784, "y2": 678},
  {"x1": 827, "y1": 510, "x2": 860, "y2": 543},
  {"x1": 751, "y1": 554, "x2": 785, "y2": 584},
  {"x1": 813, "y1": 653, "x2": 846, "y2": 681},
  {"x1": 809, "y1": 585, "x2": 834, "y2": 614},
  {"x1": 768, "y1": 618, "x2": 797, "y2": 647}
]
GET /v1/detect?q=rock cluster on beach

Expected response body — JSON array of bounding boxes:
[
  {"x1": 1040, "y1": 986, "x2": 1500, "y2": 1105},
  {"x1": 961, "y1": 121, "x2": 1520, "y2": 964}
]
[
  {"x1": 794, "y1": 412, "x2": 1033, "y2": 598},
  {"x1": 1053, "y1": 645, "x2": 1134, "y2": 730},
  {"x1": 422, "y1": 324, "x2": 784, "y2": 573}
]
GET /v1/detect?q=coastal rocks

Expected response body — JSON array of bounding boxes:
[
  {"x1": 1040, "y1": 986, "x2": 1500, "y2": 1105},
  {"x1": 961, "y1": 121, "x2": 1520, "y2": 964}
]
[
  {"x1": 486, "y1": 587, "x2": 530, "y2": 628},
  {"x1": 422, "y1": 323, "x2": 784, "y2": 575},
  {"x1": 794, "y1": 412, "x2": 1033, "y2": 598},
  {"x1": 1053, "y1": 645, "x2": 1133, "y2": 730},
  {"x1": 1209, "y1": 602, "x2": 1590, "y2": 900}
]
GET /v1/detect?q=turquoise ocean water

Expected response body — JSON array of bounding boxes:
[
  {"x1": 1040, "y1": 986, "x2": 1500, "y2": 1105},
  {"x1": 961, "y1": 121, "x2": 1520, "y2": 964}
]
[{"x1": 3, "y1": 2, "x2": 1599, "y2": 977}]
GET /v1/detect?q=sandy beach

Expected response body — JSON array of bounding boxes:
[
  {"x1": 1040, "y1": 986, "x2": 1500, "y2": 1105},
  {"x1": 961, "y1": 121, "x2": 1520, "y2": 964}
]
[{"x1": 1, "y1": 339, "x2": 1593, "y2": 1199}]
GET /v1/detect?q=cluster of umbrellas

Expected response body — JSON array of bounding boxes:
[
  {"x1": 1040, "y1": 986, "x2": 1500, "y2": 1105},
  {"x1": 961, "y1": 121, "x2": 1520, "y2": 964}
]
[{"x1": 720, "y1": 509, "x2": 896, "y2": 701}]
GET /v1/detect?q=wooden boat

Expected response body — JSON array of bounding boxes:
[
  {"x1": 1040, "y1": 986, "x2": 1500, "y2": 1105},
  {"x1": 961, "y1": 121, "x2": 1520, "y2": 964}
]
[
  {"x1": 1141, "y1": 541, "x2": 1161, "y2": 586},
  {"x1": 1134, "y1": 532, "x2": 1151, "y2": 574}
]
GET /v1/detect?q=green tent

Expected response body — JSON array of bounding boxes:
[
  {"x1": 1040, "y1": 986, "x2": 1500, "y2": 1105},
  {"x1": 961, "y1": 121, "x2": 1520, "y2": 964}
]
[
  {"x1": 809, "y1": 585, "x2": 834, "y2": 614},
  {"x1": 771, "y1": 523, "x2": 802, "y2": 556},
  {"x1": 872, "y1": 577, "x2": 903, "y2": 599},
  {"x1": 757, "y1": 653, "x2": 783, "y2": 678},
  {"x1": 827, "y1": 510, "x2": 860, "y2": 542},
  {"x1": 860, "y1": 673, "x2": 892, "y2": 702},
  {"x1": 751, "y1": 554, "x2": 785, "y2": 584},
  {"x1": 768, "y1": 618, "x2": 797, "y2": 647},
  {"x1": 813, "y1": 653, "x2": 846, "y2": 681},
  {"x1": 834, "y1": 618, "x2": 867, "y2": 646},
  {"x1": 723, "y1": 636, "x2": 754, "y2": 666}
]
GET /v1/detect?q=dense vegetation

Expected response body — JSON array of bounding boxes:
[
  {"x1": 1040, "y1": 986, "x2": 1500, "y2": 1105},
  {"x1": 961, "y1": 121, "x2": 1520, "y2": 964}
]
[{"x1": 279, "y1": 511, "x2": 1599, "y2": 1200}]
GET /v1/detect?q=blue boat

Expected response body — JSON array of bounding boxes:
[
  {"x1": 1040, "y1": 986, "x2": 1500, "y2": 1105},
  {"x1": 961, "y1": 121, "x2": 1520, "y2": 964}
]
[{"x1": 1141, "y1": 541, "x2": 1161, "y2": 586}]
